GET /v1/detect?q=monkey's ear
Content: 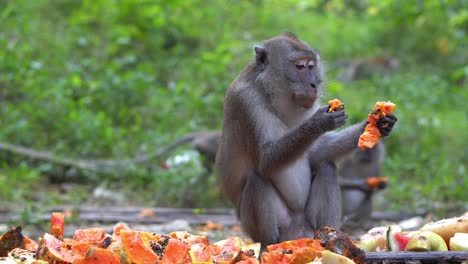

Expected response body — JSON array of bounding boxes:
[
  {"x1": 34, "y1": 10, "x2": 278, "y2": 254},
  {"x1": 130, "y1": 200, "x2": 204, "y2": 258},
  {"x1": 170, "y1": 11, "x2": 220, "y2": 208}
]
[{"x1": 254, "y1": 45, "x2": 267, "y2": 66}]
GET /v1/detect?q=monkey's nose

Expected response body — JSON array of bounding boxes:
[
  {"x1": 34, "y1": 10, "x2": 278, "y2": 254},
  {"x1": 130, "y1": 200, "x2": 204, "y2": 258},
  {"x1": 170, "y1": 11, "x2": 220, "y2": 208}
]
[{"x1": 310, "y1": 82, "x2": 317, "y2": 88}]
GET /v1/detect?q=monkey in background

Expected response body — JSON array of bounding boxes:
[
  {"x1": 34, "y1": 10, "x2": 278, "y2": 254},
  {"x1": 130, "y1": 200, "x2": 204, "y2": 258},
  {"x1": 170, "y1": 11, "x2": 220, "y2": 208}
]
[
  {"x1": 334, "y1": 56, "x2": 399, "y2": 83},
  {"x1": 216, "y1": 33, "x2": 397, "y2": 247},
  {"x1": 338, "y1": 142, "x2": 387, "y2": 226}
]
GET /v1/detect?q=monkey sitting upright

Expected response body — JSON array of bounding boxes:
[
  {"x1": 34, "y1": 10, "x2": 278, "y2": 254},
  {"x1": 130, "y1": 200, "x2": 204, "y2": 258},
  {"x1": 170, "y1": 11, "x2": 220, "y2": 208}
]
[
  {"x1": 216, "y1": 33, "x2": 397, "y2": 247},
  {"x1": 338, "y1": 142, "x2": 387, "y2": 225}
]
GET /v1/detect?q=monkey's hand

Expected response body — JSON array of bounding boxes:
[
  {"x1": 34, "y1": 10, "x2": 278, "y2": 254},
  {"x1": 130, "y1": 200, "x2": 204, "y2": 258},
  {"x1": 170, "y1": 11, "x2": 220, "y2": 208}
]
[
  {"x1": 377, "y1": 114, "x2": 397, "y2": 137},
  {"x1": 312, "y1": 106, "x2": 348, "y2": 132}
]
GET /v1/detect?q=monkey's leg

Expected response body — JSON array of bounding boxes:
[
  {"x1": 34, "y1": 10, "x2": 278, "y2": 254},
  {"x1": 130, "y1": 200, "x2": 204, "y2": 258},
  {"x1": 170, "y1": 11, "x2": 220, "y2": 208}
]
[
  {"x1": 305, "y1": 160, "x2": 342, "y2": 230},
  {"x1": 238, "y1": 171, "x2": 291, "y2": 247},
  {"x1": 341, "y1": 189, "x2": 372, "y2": 225}
]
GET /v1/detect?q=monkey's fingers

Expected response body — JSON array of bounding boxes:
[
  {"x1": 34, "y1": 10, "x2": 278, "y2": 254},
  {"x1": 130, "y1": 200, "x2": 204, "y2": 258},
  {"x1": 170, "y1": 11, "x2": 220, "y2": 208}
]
[
  {"x1": 377, "y1": 115, "x2": 397, "y2": 137},
  {"x1": 320, "y1": 105, "x2": 332, "y2": 113},
  {"x1": 334, "y1": 113, "x2": 348, "y2": 127},
  {"x1": 377, "y1": 114, "x2": 397, "y2": 126}
]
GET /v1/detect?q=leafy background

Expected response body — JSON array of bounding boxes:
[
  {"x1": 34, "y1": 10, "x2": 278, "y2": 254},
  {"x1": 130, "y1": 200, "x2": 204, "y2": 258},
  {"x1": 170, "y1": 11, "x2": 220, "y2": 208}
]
[{"x1": 0, "y1": 0, "x2": 466, "y2": 221}]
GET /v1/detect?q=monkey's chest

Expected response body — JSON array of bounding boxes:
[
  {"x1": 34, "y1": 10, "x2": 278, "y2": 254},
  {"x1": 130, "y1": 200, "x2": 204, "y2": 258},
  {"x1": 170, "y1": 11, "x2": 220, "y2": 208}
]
[{"x1": 270, "y1": 157, "x2": 312, "y2": 211}]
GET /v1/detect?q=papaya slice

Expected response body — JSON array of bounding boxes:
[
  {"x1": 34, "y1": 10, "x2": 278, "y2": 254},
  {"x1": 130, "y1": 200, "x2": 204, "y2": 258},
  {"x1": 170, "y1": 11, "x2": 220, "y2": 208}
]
[
  {"x1": 261, "y1": 238, "x2": 324, "y2": 264},
  {"x1": 189, "y1": 243, "x2": 216, "y2": 263},
  {"x1": 23, "y1": 235, "x2": 39, "y2": 252},
  {"x1": 35, "y1": 233, "x2": 82, "y2": 264},
  {"x1": 70, "y1": 242, "x2": 92, "y2": 256},
  {"x1": 358, "y1": 101, "x2": 396, "y2": 149},
  {"x1": 170, "y1": 231, "x2": 209, "y2": 248},
  {"x1": 50, "y1": 212, "x2": 65, "y2": 239},
  {"x1": 366, "y1": 177, "x2": 388, "y2": 189},
  {"x1": 112, "y1": 222, "x2": 131, "y2": 240},
  {"x1": 74, "y1": 247, "x2": 120, "y2": 264},
  {"x1": 212, "y1": 237, "x2": 242, "y2": 263},
  {"x1": 237, "y1": 258, "x2": 260, "y2": 264},
  {"x1": 237, "y1": 241, "x2": 261, "y2": 261},
  {"x1": 160, "y1": 237, "x2": 191, "y2": 263},
  {"x1": 107, "y1": 240, "x2": 130, "y2": 264},
  {"x1": 73, "y1": 228, "x2": 108, "y2": 247},
  {"x1": 328, "y1": 98, "x2": 344, "y2": 112},
  {"x1": 120, "y1": 230, "x2": 159, "y2": 264}
]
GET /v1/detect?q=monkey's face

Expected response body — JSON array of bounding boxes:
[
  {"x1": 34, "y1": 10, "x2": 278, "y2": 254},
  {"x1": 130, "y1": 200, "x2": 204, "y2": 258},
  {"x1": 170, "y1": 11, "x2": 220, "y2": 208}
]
[
  {"x1": 256, "y1": 34, "x2": 324, "y2": 113},
  {"x1": 263, "y1": 35, "x2": 324, "y2": 110},
  {"x1": 287, "y1": 55, "x2": 323, "y2": 109}
]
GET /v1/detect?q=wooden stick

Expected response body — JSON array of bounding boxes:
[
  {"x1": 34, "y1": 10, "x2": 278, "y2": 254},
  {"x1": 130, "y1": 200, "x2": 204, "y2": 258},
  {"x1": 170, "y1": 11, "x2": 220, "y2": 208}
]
[
  {"x1": 366, "y1": 251, "x2": 468, "y2": 263},
  {"x1": 0, "y1": 142, "x2": 97, "y2": 170}
]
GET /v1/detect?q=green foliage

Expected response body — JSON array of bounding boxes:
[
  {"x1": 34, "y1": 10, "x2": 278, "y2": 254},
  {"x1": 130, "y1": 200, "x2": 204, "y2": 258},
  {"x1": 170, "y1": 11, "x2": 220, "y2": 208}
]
[{"x1": 0, "y1": 0, "x2": 466, "y2": 215}]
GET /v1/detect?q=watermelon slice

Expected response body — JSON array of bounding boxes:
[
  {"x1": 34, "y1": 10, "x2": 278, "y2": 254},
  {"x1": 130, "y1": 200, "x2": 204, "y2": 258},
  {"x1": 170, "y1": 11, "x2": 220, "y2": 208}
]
[{"x1": 386, "y1": 226, "x2": 411, "y2": 251}]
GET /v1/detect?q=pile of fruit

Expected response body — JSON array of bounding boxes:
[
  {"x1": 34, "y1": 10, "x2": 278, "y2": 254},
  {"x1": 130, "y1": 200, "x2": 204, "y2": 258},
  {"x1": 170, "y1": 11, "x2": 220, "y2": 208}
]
[
  {"x1": 0, "y1": 212, "x2": 365, "y2": 264},
  {"x1": 357, "y1": 212, "x2": 468, "y2": 252}
]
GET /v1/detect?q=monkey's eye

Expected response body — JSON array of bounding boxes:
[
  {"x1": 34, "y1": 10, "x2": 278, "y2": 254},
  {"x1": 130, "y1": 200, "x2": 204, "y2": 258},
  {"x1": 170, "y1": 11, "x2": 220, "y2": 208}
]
[
  {"x1": 296, "y1": 64, "x2": 305, "y2": 70},
  {"x1": 295, "y1": 60, "x2": 308, "y2": 70},
  {"x1": 308, "y1": 60, "x2": 315, "y2": 70}
]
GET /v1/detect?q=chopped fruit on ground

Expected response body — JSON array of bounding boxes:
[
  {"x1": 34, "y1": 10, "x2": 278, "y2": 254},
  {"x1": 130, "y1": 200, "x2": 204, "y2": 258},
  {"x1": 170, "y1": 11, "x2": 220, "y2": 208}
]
[{"x1": 49, "y1": 212, "x2": 65, "y2": 240}]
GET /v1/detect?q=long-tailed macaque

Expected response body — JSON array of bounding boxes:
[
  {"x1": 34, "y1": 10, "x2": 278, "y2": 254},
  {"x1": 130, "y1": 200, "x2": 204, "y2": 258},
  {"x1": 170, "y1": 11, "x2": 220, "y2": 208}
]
[
  {"x1": 336, "y1": 56, "x2": 399, "y2": 83},
  {"x1": 338, "y1": 142, "x2": 386, "y2": 225},
  {"x1": 216, "y1": 33, "x2": 397, "y2": 247}
]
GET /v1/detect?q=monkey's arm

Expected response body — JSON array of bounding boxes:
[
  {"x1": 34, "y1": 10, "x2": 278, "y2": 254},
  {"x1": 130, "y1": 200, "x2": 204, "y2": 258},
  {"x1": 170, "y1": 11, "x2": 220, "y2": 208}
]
[
  {"x1": 339, "y1": 178, "x2": 372, "y2": 192},
  {"x1": 240, "y1": 91, "x2": 346, "y2": 177},
  {"x1": 308, "y1": 121, "x2": 367, "y2": 164}
]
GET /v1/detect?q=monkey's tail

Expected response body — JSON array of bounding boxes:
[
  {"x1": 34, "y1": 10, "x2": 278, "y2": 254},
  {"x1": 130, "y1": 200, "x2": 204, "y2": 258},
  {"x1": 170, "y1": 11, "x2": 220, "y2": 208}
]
[{"x1": 133, "y1": 133, "x2": 199, "y2": 163}]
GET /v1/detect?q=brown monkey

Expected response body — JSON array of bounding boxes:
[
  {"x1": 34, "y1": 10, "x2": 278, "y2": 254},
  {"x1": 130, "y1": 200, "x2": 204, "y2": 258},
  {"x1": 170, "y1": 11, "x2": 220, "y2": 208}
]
[{"x1": 216, "y1": 33, "x2": 397, "y2": 247}]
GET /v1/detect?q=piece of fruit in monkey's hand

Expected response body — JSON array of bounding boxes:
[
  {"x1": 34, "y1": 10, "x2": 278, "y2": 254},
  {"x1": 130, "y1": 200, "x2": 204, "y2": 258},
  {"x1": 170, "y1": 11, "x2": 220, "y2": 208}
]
[
  {"x1": 358, "y1": 101, "x2": 396, "y2": 149},
  {"x1": 366, "y1": 177, "x2": 388, "y2": 190},
  {"x1": 328, "y1": 98, "x2": 345, "y2": 112}
]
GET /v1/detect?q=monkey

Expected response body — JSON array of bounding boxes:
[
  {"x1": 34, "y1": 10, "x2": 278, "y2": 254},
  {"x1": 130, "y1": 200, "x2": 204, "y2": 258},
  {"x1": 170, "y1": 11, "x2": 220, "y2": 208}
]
[
  {"x1": 134, "y1": 131, "x2": 220, "y2": 171},
  {"x1": 159, "y1": 131, "x2": 220, "y2": 171},
  {"x1": 333, "y1": 56, "x2": 399, "y2": 83},
  {"x1": 149, "y1": 131, "x2": 221, "y2": 206},
  {"x1": 337, "y1": 141, "x2": 387, "y2": 226},
  {"x1": 215, "y1": 33, "x2": 397, "y2": 247}
]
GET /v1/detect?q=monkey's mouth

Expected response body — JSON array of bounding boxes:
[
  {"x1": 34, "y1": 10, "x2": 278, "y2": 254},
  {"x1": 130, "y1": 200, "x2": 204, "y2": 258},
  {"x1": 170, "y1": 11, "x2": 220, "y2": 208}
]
[{"x1": 293, "y1": 94, "x2": 317, "y2": 109}]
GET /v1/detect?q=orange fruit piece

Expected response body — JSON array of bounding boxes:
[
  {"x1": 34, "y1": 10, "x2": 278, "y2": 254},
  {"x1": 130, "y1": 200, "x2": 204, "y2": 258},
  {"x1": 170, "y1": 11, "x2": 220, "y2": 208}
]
[
  {"x1": 358, "y1": 101, "x2": 396, "y2": 149},
  {"x1": 366, "y1": 177, "x2": 388, "y2": 189},
  {"x1": 74, "y1": 247, "x2": 120, "y2": 264},
  {"x1": 261, "y1": 238, "x2": 324, "y2": 264},
  {"x1": 73, "y1": 228, "x2": 108, "y2": 246},
  {"x1": 36, "y1": 233, "x2": 82, "y2": 264},
  {"x1": 23, "y1": 235, "x2": 39, "y2": 251},
  {"x1": 120, "y1": 230, "x2": 159, "y2": 264},
  {"x1": 160, "y1": 238, "x2": 191, "y2": 263},
  {"x1": 328, "y1": 98, "x2": 344, "y2": 112},
  {"x1": 50, "y1": 212, "x2": 65, "y2": 239}
]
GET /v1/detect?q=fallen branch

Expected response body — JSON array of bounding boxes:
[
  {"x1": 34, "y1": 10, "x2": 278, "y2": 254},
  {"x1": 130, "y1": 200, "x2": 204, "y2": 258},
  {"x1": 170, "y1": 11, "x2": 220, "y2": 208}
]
[
  {"x1": 0, "y1": 142, "x2": 98, "y2": 171},
  {"x1": 0, "y1": 141, "x2": 165, "y2": 172},
  {"x1": 366, "y1": 251, "x2": 468, "y2": 263}
]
